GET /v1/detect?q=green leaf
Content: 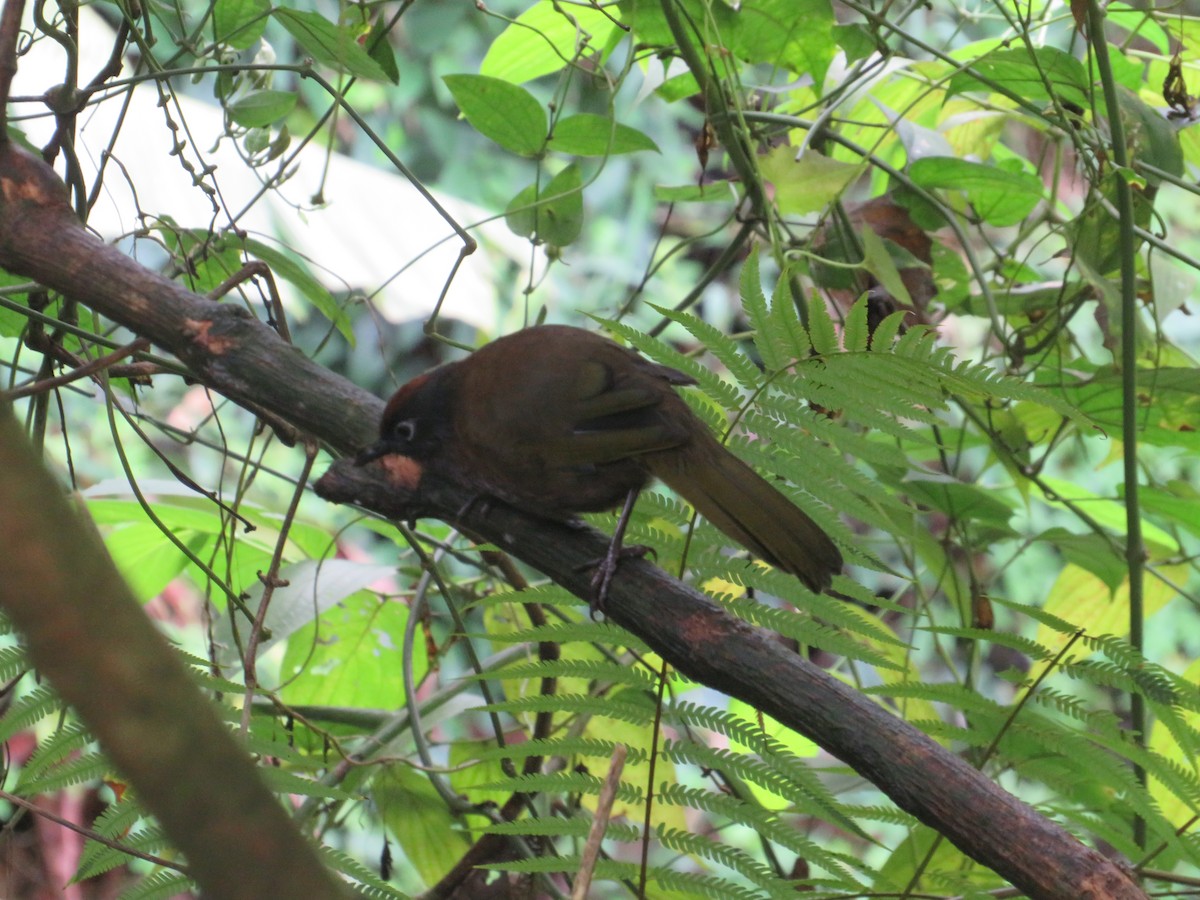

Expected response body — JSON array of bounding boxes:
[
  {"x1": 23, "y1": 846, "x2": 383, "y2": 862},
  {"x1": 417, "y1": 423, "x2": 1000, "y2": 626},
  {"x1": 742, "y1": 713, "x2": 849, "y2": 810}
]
[
  {"x1": 481, "y1": 0, "x2": 618, "y2": 83},
  {"x1": 1139, "y1": 482, "x2": 1200, "y2": 540},
  {"x1": 731, "y1": 0, "x2": 835, "y2": 84},
  {"x1": 243, "y1": 240, "x2": 354, "y2": 345},
  {"x1": 218, "y1": 559, "x2": 396, "y2": 666},
  {"x1": 948, "y1": 46, "x2": 1089, "y2": 108},
  {"x1": 653, "y1": 182, "x2": 736, "y2": 203},
  {"x1": 835, "y1": 22, "x2": 879, "y2": 63},
  {"x1": 273, "y1": 9, "x2": 388, "y2": 81},
  {"x1": 1039, "y1": 529, "x2": 1128, "y2": 591},
  {"x1": 860, "y1": 225, "x2": 913, "y2": 308},
  {"x1": 618, "y1": 0, "x2": 725, "y2": 47},
  {"x1": 904, "y1": 477, "x2": 1016, "y2": 527},
  {"x1": 760, "y1": 145, "x2": 860, "y2": 215},
  {"x1": 547, "y1": 113, "x2": 658, "y2": 156},
  {"x1": 364, "y1": 16, "x2": 400, "y2": 85},
  {"x1": 908, "y1": 157, "x2": 1043, "y2": 227},
  {"x1": 505, "y1": 164, "x2": 584, "y2": 246},
  {"x1": 1116, "y1": 85, "x2": 1184, "y2": 181},
  {"x1": 443, "y1": 74, "x2": 547, "y2": 157},
  {"x1": 212, "y1": 0, "x2": 269, "y2": 50},
  {"x1": 280, "y1": 593, "x2": 419, "y2": 710},
  {"x1": 0, "y1": 271, "x2": 34, "y2": 336},
  {"x1": 376, "y1": 763, "x2": 480, "y2": 883},
  {"x1": 154, "y1": 226, "x2": 245, "y2": 295},
  {"x1": 1049, "y1": 366, "x2": 1200, "y2": 452},
  {"x1": 1039, "y1": 476, "x2": 1178, "y2": 553},
  {"x1": 104, "y1": 524, "x2": 196, "y2": 602},
  {"x1": 227, "y1": 90, "x2": 297, "y2": 128},
  {"x1": 1112, "y1": 3, "x2": 1170, "y2": 52}
]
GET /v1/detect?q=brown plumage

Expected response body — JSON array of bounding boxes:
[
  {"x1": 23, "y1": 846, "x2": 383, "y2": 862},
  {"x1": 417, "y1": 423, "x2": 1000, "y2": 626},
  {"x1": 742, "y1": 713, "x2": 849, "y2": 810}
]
[{"x1": 358, "y1": 325, "x2": 842, "y2": 592}]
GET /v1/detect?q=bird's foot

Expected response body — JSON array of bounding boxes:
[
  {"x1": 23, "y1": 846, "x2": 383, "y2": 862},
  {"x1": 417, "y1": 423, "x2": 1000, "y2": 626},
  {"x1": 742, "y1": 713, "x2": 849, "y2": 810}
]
[{"x1": 578, "y1": 543, "x2": 656, "y2": 618}]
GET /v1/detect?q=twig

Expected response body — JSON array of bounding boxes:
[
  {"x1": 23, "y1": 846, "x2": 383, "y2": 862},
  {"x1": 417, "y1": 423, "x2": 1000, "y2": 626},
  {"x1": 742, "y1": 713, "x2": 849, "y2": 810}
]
[
  {"x1": 572, "y1": 743, "x2": 627, "y2": 900},
  {"x1": 5, "y1": 337, "x2": 150, "y2": 399},
  {"x1": 0, "y1": 0, "x2": 27, "y2": 137},
  {"x1": 0, "y1": 788, "x2": 186, "y2": 873}
]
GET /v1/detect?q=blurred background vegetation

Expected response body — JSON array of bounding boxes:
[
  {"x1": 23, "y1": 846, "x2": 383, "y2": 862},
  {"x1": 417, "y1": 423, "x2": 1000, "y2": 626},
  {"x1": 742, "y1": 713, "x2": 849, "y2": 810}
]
[{"x1": 1, "y1": 0, "x2": 1200, "y2": 896}]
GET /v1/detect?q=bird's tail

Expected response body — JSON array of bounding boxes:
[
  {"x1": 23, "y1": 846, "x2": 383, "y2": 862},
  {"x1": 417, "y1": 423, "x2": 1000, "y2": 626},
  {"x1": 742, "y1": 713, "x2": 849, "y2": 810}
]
[{"x1": 651, "y1": 439, "x2": 842, "y2": 592}]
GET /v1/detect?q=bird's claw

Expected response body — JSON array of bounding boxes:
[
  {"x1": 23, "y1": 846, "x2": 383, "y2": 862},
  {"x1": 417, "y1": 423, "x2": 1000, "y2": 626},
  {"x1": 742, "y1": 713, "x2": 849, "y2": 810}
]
[{"x1": 578, "y1": 544, "x2": 655, "y2": 618}]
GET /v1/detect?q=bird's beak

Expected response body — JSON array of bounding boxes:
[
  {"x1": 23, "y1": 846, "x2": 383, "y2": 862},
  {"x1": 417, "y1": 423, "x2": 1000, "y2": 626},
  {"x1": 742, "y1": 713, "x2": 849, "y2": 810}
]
[{"x1": 354, "y1": 440, "x2": 393, "y2": 466}]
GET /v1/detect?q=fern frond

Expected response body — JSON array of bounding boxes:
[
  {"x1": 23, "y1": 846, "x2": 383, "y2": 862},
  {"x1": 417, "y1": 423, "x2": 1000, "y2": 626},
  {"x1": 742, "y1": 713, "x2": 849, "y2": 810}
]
[
  {"x1": 742, "y1": 247, "x2": 789, "y2": 371},
  {"x1": 656, "y1": 750, "x2": 869, "y2": 874},
  {"x1": 257, "y1": 767, "x2": 356, "y2": 800},
  {"x1": 653, "y1": 822, "x2": 798, "y2": 898},
  {"x1": 734, "y1": 416, "x2": 895, "y2": 535},
  {"x1": 767, "y1": 272, "x2": 812, "y2": 362},
  {"x1": 22, "y1": 721, "x2": 92, "y2": 779},
  {"x1": 805, "y1": 291, "x2": 839, "y2": 356},
  {"x1": 700, "y1": 590, "x2": 902, "y2": 671},
  {"x1": 999, "y1": 720, "x2": 1144, "y2": 805},
  {"x1": 1062, "y1": 658, "x2": 1179, "y2": 706},
  {"x1": 783, "y1": 361, "x2": 942, "y2": 437},
  {"x1": 597, "y1": 317, "x2": 742, "y2": 410},
  {"x1": 174, "y1": 649, "x2": 254, "y2": 695},
  {"x1": 0, "y1": 684, "x2": 63, "y2": 743},
  {"x1": 868, "y1": 309, "x2": 908, "y2": 350},
  {"x1": 0, "y1": 644, "x2": 29, "y2": 681},
  {"x1": 471, "y1": 770, "x2": 644, "y2": 803},
  {"x1": 320, "y1": 846, "x2": 410, "y2": 898},
  {"x1": 465, "y1": 583, "x2": 576, "y2": 609},
  {"x1": 921, "y1": 625, "x2": 1057, "y2": 662},
  {"x1": 484, "y1": 815, "x2": 641, "y2": 842},
  {"x1": 721, "y1": 567, "x2": 905, "y2": 648},
  {"x1": 650, "y1": 304, "x2": 765, "y2": 392},
  {"x1": 668, "y1": 703, "x2": 854, "y2": 827},
  {"x1": 841, "y1": 803, "x2": 919, "y2": 827},
  {"x1": 475, "y1": 692, "x2": 656, "y2": 726},
  {"x1": 841, "y1": 293, "x2": 870, "y2": 352},
  {"x1": 19, "y1": 751, "x2": 108, "y2": 795},
  {"x1": 989, "y1": 595, "x2": 1080, "y2": 635},
  {"x1": 1077, "y1": 635, "x2": 1197, "y2": 710},
  {"x1": 116, "y1": 870, "x2": 193, "y2": 900},
  {"x1": 1149, "y1": 702, "x2": 1200, "y2": 769},
  {"x1": 467, "y1": 658, "x2": 662, "y2": 692},
  {"x1": 469, "y1": 737, "x2": 649, "y2": 767},
  {"x1": 475, "y1": 622, "x2": 649, "y2": 652},
  {"x1": 91, "y1": 795, "x2": 145, "y2": 839},
  {"x1": 77, "y1": 825, "x2": 169, "y2": 881},
  {"x1": 1026, "y1": 686, "x2": 1124, "y2": 734},
  {"x1": 489, "y1": 856, "x2": 767, "y2": 900}
]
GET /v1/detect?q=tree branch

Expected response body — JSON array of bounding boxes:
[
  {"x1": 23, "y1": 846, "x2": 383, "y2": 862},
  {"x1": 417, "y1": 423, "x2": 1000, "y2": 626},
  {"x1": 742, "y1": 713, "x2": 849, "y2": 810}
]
[{"x1": 0, "y1": 402, "x2": 350, "y2": 899}]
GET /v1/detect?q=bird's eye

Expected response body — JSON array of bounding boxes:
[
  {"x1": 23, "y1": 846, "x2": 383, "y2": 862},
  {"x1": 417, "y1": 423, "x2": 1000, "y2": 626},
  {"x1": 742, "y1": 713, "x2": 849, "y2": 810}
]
[{"x1": 391, "y1": 419, "x2": 417, "y2": 442}]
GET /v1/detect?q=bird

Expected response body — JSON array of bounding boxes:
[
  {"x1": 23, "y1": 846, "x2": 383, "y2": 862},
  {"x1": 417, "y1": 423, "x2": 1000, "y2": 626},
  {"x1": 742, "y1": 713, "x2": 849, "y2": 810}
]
[{"x1": 356, "y1": 325, "x2": 842, "y2": 603}]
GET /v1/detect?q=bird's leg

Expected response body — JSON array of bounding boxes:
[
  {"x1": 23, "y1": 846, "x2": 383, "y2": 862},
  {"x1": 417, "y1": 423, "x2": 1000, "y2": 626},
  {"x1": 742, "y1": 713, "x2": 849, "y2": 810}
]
[{"x1": 581, "y1": 488, "x2": 653, "y2": 617}]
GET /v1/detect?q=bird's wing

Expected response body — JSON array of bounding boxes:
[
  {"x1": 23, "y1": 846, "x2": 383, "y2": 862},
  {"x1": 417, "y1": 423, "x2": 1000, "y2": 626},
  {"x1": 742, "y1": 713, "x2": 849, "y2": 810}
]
[{"x1": 547, "y1": 357, "x2": 694, "y2": 466}]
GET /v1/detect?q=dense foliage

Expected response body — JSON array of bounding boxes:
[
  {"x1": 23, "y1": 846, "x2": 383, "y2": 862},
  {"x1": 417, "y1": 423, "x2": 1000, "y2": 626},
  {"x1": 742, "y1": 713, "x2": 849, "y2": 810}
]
[{"x1": 1, "y1": 0, "x2": 1199, "y2": 897}]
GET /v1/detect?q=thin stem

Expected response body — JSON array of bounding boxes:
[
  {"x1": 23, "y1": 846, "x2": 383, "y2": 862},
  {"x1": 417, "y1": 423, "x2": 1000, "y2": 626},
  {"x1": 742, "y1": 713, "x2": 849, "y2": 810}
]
[{"x1": 1082, "y1": 1, "x2": 1147, "y2": 851}]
